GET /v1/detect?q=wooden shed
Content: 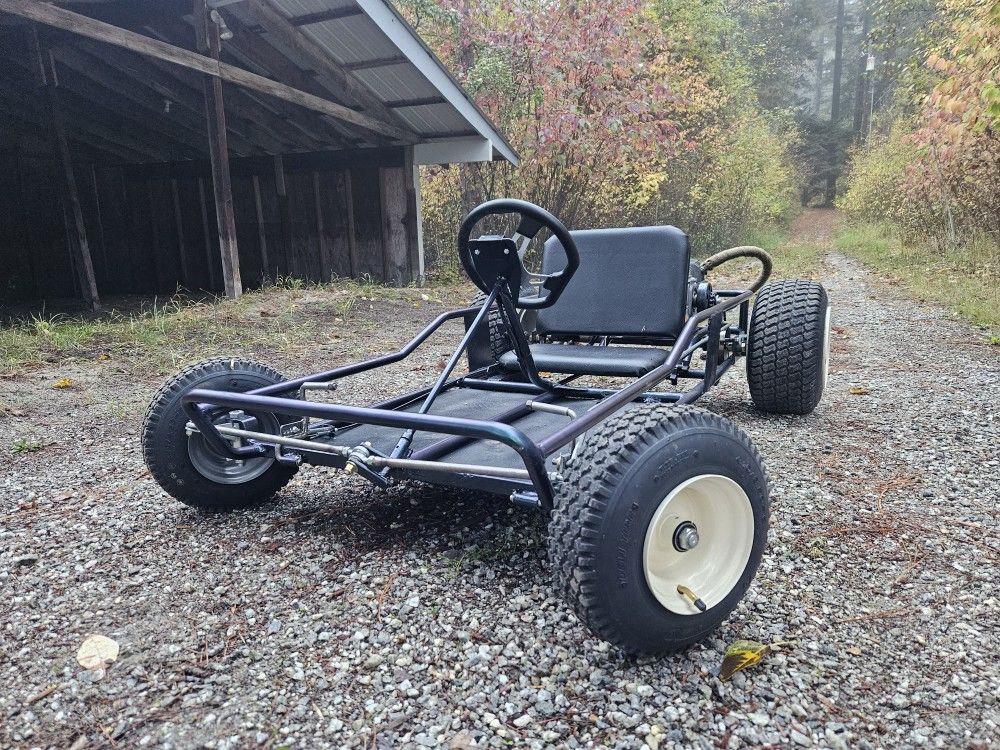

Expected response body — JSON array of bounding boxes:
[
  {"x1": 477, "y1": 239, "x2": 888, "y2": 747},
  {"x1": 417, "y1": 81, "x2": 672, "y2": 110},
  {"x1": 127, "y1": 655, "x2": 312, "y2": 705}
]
[{"x1": 0, "y1": 0, "x2": 517, "y2": 309}]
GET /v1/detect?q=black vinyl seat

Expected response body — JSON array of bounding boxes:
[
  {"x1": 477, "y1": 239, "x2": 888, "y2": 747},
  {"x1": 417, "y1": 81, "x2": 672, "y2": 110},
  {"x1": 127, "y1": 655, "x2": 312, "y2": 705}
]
[
  {"x1": 499, "y1": 343, "x2": 669, "y2": 377},
  {"x1": 500, "y1": 225, "x2": 690, "y2": 378}
]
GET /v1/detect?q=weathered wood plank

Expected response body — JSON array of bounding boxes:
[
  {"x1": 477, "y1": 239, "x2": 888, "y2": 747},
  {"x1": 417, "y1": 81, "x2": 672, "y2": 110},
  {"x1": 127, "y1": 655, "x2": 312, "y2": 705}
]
[
  {"x1": 379, "y1": 165, "x2": 410, "y2": 285},
  {"x1": 36, "y1": 32, "x2": 100, "y2": 309},
  {"x1": 251, "y1": 174, "x2": 270, "y2": 281},
  {"x1": 312, "y1": 170, "x2": 332, "y2": 282},
  {"x1": 0, "y1": 0, "x2": 415, "y2": 141},
  {"x1": 195, "y1": 0, "x2": 241, "y2": 299}
]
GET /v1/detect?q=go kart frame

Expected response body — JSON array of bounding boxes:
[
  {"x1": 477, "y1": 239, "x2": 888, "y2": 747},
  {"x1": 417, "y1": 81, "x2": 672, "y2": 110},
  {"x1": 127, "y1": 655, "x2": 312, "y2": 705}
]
[{"x1": 143, "y1": 199, "x2": 831, "y2": 655}]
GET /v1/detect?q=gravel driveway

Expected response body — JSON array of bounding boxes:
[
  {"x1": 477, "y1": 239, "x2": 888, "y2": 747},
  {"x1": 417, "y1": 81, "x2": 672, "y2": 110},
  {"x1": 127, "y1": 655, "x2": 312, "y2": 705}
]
[{"x1": 2, "y1": 244, "x2": 998, "y2": 750}]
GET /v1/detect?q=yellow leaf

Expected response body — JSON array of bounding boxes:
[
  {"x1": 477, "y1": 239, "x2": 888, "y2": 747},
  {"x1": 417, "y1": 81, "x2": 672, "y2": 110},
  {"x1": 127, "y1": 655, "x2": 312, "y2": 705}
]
[
  {"x1": 849, "y1": 386, "x2": 869, "y2": 395},
  {"x1": 719, "y1": 639, "x2": 771, "y2": 681},
  {"x1": 76, "y1": 634, "x2": 120, "y2": 671},
  {"x1": 53, "y1": 378, "x2": 74, "y2": 389}
]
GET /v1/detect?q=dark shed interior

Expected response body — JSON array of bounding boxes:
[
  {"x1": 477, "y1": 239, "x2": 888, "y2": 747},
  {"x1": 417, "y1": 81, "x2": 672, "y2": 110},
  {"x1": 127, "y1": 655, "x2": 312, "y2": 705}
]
[{"x1": 0, "y1": 0, "x2": 516, "y2": 310}]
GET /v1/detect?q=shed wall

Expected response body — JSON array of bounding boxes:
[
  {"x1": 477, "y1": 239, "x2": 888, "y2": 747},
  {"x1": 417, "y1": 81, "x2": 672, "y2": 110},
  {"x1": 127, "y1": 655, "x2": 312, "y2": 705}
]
[{"x1": 0, "y1": 148, "x2": 420, "y2": 303}]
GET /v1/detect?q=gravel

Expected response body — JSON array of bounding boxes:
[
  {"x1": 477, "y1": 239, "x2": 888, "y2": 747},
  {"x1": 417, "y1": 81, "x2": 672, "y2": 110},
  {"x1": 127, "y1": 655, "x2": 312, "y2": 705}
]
[{"x1": 2, "y1": 247, "x2": 999, "y2": 749}]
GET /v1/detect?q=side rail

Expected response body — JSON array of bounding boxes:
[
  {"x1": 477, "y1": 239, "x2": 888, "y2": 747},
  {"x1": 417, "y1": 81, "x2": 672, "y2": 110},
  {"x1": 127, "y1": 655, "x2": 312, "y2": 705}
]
[
  {"x1": 249, "y1": 305, "x2": 481, "y2": 397},
  {"x1": 536, "y1": 288, "x2": 755, "y2": 455},
  {"x1": 181, "y1": 390, "x2": 557, "y2": 508}
]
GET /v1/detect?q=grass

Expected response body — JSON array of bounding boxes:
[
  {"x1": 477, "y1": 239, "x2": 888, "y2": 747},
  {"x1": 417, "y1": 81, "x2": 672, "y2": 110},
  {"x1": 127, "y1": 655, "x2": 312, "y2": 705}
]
[
  {"x1": 703, "y1": 226, "x2": 826, "y2": 288},
  {"x1": 0, "y1": 278, "x2": 467, "y2": 375},
  {"x1": 12, "y1": 437, "x2": 46, "y2": 454},
  {"x1": 834, "y1": 223, "x2": 1000, "y2": 338},
  {"x1": 753, "y1": 227, "x2": 826, "y2": 279}
]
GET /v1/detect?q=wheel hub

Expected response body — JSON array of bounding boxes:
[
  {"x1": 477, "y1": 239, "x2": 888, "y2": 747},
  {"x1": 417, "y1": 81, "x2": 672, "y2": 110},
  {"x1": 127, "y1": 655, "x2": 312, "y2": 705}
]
[
  {"x1": 673, "y1": 521, "x2": 700, "y2": 551},
  {"x1": 642, "y1": 474, "x2": 755, "y2": 615},
  {"x1": 188, "y1": 410, "x2": 278, "y2": 485}
]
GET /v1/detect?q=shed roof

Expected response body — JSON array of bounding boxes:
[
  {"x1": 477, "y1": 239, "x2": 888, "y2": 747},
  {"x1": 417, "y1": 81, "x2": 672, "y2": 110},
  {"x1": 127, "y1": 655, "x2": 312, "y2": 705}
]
[{"x1": 0, "y1": 0, "x2": 518, "y2": 165}]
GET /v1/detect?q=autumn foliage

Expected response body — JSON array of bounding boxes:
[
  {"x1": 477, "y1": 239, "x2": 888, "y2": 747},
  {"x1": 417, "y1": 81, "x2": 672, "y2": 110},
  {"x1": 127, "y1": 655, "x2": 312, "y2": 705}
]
[
  {"x1": 843, "y1": 0, "x2": 1000, "y2": 247},
  {"x1": 399, "y1": 0, "x2": 797, "y2": 273}
]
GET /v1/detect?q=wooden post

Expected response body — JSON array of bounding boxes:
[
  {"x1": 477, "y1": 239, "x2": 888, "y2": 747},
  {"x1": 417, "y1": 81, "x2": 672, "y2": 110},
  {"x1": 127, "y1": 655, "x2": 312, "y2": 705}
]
[
  {"x1": 379, "y1": 165, "x2": 410, "y2": 286},
  {"x1": 197, "y1": 176, "x2": 216, "y2": 290},
  {"x1": 194, "y1": 0, "x2": 241, "y2": 298},
  {"x1": 344, "y1": 169, "x2": 359, "y2": 278},
  {"x1": 273, "y1": 155, "x2": 294, "y2": 279},
  {"x1": 33, "y1": 30, "x2": 100, "y2": 310},
  {"x1": 170, "y1": 178, "x2": 189, "y2": 286},
  {"x1": 403, "y1": 146, "x2": 422, "y2": 284},
  {"x1": 251, "y1": 174, "x2": 269, "y2": 282},
  {"x1": 312, "y1": 171, "x2": 331, "y2": 282}
]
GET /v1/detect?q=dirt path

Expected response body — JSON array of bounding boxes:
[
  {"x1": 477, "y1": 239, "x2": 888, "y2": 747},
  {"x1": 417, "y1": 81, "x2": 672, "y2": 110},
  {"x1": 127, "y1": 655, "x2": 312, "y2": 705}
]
[{"x1": 2, "y1": 215, "x2": 998, "y2": 749}]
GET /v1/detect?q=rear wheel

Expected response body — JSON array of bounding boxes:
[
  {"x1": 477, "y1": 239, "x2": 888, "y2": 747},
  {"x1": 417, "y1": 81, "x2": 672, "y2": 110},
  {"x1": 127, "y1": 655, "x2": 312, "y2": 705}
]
[
  {"x1": 548, "y1": 405, "x2": 769, "y2": 655},
  {"x1": 142, "y1": 358, "x2": 297, "y2": 511},
  {"x1": 746, "y1": 279, "x2": 830, "y2": 415},
  {"x1": 470, "y1": 291, "x2": 513, "y2": 363}
]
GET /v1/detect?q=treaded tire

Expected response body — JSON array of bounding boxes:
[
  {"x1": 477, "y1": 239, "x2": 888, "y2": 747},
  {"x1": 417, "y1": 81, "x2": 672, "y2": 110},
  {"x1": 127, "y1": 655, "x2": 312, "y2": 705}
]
[
  {"x1": 142, "y1": 358, "x2": 297, "y2": 511},
  {"x1": 548, "y1": 405, "x2": 769, "y2": 655},
  {"x1": 746, "y1": 279, "x2": 830, "y2": 415},
  {"x1": 471, "y1": 291, "x2": 513, "y2": 362}
]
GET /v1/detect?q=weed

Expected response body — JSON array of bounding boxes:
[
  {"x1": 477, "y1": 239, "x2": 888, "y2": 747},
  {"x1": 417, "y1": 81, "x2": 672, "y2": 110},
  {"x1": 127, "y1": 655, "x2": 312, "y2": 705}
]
[{"x1": 12, "y1": 437, "x2": 46, "y2": 454}]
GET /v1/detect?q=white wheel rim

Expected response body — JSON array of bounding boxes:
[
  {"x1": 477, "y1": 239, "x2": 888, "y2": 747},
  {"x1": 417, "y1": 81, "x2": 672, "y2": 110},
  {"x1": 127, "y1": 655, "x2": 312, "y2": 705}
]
[
  {"x1": 821, "y1": 305, "x2": 832, "y2": 392},
  {"x1": 642, "y1": 474, "x2": 754, "y2": 615}
]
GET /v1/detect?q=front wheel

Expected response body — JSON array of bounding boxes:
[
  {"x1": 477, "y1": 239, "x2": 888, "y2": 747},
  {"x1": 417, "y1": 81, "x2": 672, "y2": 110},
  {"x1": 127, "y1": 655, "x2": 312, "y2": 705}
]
[
  {"x1": 548, "y1": 405, "x2": 769, "y2": 655},
  {"x1": 141, "y1": 358, "x2": 297, "y2": 511}
]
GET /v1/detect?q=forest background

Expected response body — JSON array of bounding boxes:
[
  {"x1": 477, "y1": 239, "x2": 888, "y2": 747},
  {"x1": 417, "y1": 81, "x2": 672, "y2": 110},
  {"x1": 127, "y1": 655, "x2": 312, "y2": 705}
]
[{"x1": 402, "y1": 0, "x2": 999, "y2": 331}]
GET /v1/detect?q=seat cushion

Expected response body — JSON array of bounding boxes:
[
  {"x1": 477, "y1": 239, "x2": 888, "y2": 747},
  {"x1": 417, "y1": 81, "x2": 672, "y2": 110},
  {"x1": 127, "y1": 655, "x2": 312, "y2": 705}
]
[
  {"x1": 536, "y1": 225, "x2": 691, "y2": 339},
  {"x1": 499, "y1": 343, "x2": 670, "y2": 377}
]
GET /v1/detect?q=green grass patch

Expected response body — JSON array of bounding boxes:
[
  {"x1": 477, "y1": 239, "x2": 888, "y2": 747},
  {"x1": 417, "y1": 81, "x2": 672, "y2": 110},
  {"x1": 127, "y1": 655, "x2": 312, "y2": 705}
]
[
  {"x1": 834, "y1": 223, "x2": 1000, "y2": 337},
  {"x1": 12, "y1": 437, "x2": 46, "y2": 454},
  {"x1": 0, "y1": 279, "x2": 468, "y2": 375},
  {"x1": 703, "y1": 226, "x2": 825, "y2": 288},
  {"x1": 753, "y1": 227, "x2": 825, "y2": 279}
]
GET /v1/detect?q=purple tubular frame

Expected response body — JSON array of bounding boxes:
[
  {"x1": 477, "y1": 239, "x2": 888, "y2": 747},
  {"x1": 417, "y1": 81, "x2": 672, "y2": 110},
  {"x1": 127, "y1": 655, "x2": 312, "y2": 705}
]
[{"x1": 179, "y1": 284, "x2": 753, "y2": 511}]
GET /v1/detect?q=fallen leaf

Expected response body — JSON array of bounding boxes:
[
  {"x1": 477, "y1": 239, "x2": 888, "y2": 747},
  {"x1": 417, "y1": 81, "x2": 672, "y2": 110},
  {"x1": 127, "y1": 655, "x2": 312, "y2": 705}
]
[
  {"x1": 849, "y1": 386, "x2": 869, "y2": 395},
  {"x1": 847, "y1": 646, "x2": 862, "y2": 656},
  {"x1": 76, "y1": 634, "x2": 119, "y2": 671},
  {"x1": 53, "y1": 377, "x2": 74, "y2": 389},
  {"x1": 719, "y1": 639, "x2": 771, "y2": 681}
]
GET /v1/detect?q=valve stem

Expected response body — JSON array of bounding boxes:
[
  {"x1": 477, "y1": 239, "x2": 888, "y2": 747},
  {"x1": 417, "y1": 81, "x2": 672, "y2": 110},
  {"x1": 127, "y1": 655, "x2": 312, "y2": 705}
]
[{"x1": 677, "y1": 585, "x2": 707, "y2": 612}]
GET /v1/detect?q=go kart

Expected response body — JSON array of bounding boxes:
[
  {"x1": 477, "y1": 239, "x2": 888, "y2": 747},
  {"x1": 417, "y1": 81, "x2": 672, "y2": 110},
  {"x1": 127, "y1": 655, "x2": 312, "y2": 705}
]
[{"x1": 142, "y1": 199, "x2": 830, "y2": 655}]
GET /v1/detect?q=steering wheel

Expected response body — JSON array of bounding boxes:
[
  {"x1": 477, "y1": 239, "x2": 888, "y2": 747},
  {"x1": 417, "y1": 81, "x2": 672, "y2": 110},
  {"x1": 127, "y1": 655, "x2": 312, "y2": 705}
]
[{"x1": 457, "y1": 199, "x2": 580, "y2": 309}]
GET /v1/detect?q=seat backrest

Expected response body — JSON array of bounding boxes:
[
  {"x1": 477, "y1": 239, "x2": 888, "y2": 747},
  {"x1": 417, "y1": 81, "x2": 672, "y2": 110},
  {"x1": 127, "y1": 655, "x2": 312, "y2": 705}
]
[{"x1": 535, "y1": 225, "x2": 691, "y2": 339}]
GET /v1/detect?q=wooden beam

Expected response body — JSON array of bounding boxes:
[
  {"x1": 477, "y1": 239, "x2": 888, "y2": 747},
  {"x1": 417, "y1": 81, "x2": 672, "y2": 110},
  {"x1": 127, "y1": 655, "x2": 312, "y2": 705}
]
[
  {"x1": 153, "y1": 18, "x2": 330, "y2": 152},
  {"x1": 343, "y1": 55, "x2": 407, "y2": 71},
  {"x1": 219, "y1": 12, "x2": 363, "y2": 147},
  {"x1": 288, "y1": 7, "x2": 363, "y2": 26},
  {"x1": 0, "y1": 0, "x2": 415, "y2": 141},
  {"x1": 385, "y1": 96, "x2": 447, "y2": 108},
  {"x1": 245, "y1": 0, "x2": 415, "y2": 139},
  {"x1": 33, "y1": 30, "x2": 100, "y2": 309},
  {"x1": 30, "y1": 59, "x2": 204, "y2": 159},
  {"x1": 50, "y1": 45, "x2": 214, "y2": 152},
  {"x1": 0, "y1": 85, "x2": 147, "y2": 162},
  {"x1": 194, "y1": 0, "x2": 241, "y2": 299}
]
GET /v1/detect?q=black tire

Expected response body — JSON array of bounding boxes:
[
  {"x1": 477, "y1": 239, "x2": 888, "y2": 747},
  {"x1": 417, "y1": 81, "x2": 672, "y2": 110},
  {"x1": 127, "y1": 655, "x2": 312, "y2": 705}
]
[
  {"x1": 142, "y1": 358, "x2": 297, "y2": 511},
  {"x1": 746, "y1": 279, "x2": 830, "y2": 415},
  {"x1": 471, "y1": 291, "x2": 513, "y2": 362},
  {"x1": 548, "y1": 405, "x2": 769, "y2": 656}
]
